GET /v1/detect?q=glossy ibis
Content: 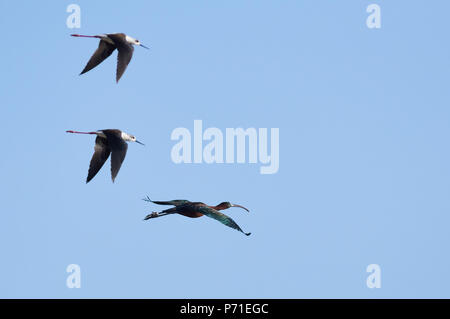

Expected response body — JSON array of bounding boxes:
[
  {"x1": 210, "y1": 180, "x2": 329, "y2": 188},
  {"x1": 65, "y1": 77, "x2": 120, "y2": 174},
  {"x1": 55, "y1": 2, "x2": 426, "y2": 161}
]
[{"x1": 143, "y1": 197, "x2": 251, "y2": 236}]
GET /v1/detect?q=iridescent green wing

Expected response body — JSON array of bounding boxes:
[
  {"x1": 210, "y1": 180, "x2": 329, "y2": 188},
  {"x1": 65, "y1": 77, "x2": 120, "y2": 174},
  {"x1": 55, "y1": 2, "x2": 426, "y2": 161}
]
[{"x1": 197, "y1": 206, "x2": 251, "y2": 236}]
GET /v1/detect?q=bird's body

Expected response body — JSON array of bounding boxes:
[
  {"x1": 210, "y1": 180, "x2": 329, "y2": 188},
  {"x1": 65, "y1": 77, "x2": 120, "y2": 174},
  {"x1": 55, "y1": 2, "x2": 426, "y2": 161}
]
[
  {"x1": 143, "y1": 197, "x2": 251, "y2": 236},
  {"x1": 71, "y1": 33, "x2": 149, "y2": 82},
  {"x1": 66, "y1": 129, "x2": 144, "y2": 183}
]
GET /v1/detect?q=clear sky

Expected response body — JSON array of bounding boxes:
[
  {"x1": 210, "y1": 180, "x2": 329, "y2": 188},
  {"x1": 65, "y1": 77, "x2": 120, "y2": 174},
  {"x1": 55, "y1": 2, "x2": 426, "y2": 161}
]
[{"x1": 1, "y1": 1, "x2": 450, "y2": 298}]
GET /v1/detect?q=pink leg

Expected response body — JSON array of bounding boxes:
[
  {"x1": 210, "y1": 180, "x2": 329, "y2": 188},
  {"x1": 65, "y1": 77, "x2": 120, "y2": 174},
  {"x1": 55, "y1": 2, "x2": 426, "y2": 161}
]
[
  {"x1": 71, "y1": 34, "x2": 100, "y2": 39},
  {"x1": 66, "y1": 130, "x2": 97, "y2": 135}
]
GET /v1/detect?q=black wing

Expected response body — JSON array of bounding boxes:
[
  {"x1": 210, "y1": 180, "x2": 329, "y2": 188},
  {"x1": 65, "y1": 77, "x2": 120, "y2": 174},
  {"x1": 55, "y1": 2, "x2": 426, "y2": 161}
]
[
  {"x1": 80, "y1": 39, "x2": 116, "y2": 75},
  {"x1": 86, "y1": 136, "x2": 111, "y2": 183},
  {"x1": 108, "y1": 33, "x2": 134, "y2": 82},
  {"x1": 102, "y1": 130, "x2": 128, "y2": 182},
  {"x1": 197, "y1": 206, "x2": 251, "y2": 236}
]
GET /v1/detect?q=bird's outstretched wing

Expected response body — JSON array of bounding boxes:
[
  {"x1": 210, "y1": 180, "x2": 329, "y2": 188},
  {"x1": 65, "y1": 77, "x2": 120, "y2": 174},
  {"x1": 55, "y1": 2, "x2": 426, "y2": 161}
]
[
  {"x1": 108, "y1": 33, "x2": 134, "y2": 82},
  {"x1": 86, "y1": 136, "x2": 111, "y2": 183},
  {"x1": 143, "y1": 197, "x2": 191, "y2": 207},
  {"x1": 103, "y1": 130, "x2": 128, "y2": 182},
  {"x1": 197, "y1": 206, "x2": 251, "y2": 236},
  {"x1": 80, "y1": 40, "x2": 116, "y2": 75}
]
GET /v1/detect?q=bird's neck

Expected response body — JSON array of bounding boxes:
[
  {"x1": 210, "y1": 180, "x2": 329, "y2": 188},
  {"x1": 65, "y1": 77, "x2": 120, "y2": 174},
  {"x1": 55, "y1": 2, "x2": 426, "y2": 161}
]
[
  {"x1": 210, "y1": 203, "x2": 227, "y2": 211},
  {"x1": 121, "y1": 132, "x2": 132, "y2": 141},
  {"x1": 125, "y1": 35, "x2": 136, "y2": 44}
]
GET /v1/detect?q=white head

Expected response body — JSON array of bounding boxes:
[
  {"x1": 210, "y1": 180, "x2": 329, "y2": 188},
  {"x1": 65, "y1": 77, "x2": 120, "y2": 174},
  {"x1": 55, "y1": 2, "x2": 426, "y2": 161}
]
[
  {"x1": 125, "y1": 35, "x2": 149, "y2": 49},
  {"x1": 121, "y1": 132, "x2": 144, "y2": 145},
  {"x1": 125, "y1": 35, "x2": 140, "y2": 45}
]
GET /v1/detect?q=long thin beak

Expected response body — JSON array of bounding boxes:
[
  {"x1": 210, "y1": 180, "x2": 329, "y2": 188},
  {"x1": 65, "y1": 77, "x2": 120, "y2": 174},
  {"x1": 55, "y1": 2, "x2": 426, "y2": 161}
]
[
  {"x1": 140, "y1": 44, "x2": 150, "y2": 49},
  {"x1": 136, "y1": 140, "x2": 145, "y2": 146},
  {"x1": 231, "y1": 204, "x2": 250, "y2": 212}
]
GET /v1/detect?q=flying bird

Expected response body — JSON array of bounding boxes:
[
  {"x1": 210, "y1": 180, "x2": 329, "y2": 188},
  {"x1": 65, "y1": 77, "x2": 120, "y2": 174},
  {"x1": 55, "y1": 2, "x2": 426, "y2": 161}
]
[
  {"x1": 66, "y1": 129, "x2": 144, "y2": 183},
  {"x1": 143, "y1": 197, "x2": 251, "y2": 236},
  {"x1": 71, "y1": 33, "x2": 149, "y2": 82}
]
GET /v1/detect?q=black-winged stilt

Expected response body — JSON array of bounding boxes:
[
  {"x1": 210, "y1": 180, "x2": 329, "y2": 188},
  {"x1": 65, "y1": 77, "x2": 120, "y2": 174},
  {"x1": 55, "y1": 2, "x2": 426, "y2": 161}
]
[
  {"x1": 71, "y1": 33, "x2": 149, "y2": 82},
  {"x1": 66, "y1": 129, "x2": 144, "y2": 183}
]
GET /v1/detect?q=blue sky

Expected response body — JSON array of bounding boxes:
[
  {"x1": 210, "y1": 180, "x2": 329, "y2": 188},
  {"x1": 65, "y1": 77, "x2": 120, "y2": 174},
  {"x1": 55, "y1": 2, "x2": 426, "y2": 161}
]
[{"x1": 1, "y1": 1, "x2": 450, "y2": 298}]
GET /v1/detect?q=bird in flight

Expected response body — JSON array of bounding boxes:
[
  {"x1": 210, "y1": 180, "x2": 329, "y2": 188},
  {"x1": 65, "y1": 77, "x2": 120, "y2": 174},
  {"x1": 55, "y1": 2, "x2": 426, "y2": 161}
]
[
  {"x1": 143, "y1": 197, "x2": 251, "y2": 236},
  {"x1": 71, "y1": 33, "x2": 149, "y2": 82},
  {"x1": 66, "y1": 129, "x2": 144, "y2": 183}
]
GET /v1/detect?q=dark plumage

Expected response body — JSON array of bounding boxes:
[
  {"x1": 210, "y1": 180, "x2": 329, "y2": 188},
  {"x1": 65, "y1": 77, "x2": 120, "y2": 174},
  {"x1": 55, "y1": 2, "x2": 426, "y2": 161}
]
[
  {"x1": 66, "y1": 129, "x2": 144, "y2": 183},
  {"x1": 72, "y1": 33, "x2": 149, "y2": 82},
  {"x1": 143, "y1": 197, "x2": 251, "y2": 236}
]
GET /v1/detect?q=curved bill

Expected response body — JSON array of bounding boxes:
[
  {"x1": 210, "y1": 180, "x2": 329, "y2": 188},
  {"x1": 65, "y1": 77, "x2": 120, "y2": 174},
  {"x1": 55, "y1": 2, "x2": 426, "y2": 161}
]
[
  {"x1": 140, "y1": 44, "x2": 150, "y2": 49},
  {"x1": 231, "y1": 204, "x2": 250, "y2": 212},
  {"x1": 136, "y1": 140, "x2": 145, "y2": 146}
]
